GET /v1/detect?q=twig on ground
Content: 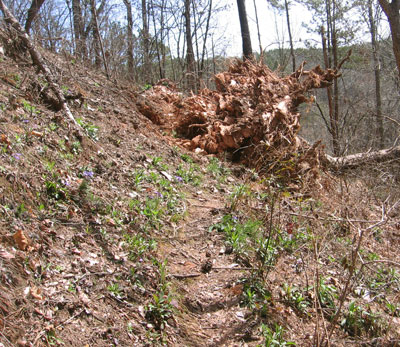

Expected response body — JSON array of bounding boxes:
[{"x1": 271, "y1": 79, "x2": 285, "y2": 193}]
[
  {"x1": 212, "y1": 266, "x2": 253, "y2": 271},
  {"x1": 168, "y1": 273, "x2": 202, "y2": 279}
]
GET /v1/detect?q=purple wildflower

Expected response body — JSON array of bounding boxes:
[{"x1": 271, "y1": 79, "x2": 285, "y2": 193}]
[
  {"x1": 83, "y1": 170, "x2": 94, "y2": 179},
  {"x1": 155, "y1": 191, "x2": 163, "y2": 198},
  {"x1": 61, "y1": 179, "x2": 71, "y2": 187},
  {"x1": 175, "y1": 175, "x2": 183, "y2": 183},
  {"x1": 12, "y1": 153, "x2": 22, "y2": 160}
]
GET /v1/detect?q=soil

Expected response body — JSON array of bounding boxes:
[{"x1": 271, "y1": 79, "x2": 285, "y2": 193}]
[{"x1": 0, "y1": 38, "x2": 399, "y2": 347}]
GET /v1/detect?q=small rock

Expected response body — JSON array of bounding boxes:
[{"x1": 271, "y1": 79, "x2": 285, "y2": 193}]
[
  {"x1": 200, "y1": 259, "x2": 212, "y2": 273},
  {"x1": 225, "y1": 244, "x2": 233, "y2": 254}
]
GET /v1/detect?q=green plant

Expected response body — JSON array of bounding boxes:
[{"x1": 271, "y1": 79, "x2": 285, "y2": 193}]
[
  {"x1": 207, "y1": 157, "x2": 230, "y2": 181},
  {"x1": 124, "y1": 233, "x2": 156, "y2": 261},
  {"x1": 68, "y1": 282, "x2": 76, "y2": 293},
  {"x1": 145, "y1": 260, "x2": 174, "y2": 330},
  {"x1": 340, "y1": 301, "x2": 384, "y2": 337},
  {"x1": 22, "y1": 99, "x2": 39, "y2": 115},
  {"x1": 45, "y1": 328, "x2": 63, "y2": 345},
  {"x1": 256, "y1": 233, "x2": 279, "y2": 270},
  {"x1": 367, "y1": 266, "x2": 400, "y2": 295},
  {"x1": 142, "y1": 196, "x2": 164, "y2": 228},
  {"x1": 132, "y1": 169, "x2": 144, "y2": 188},
  {"x1": 76, "y1": 117, "x2": 99, "y2": 140},
  {"x1": 386, "y1": 300, "x2": 400, "y2": 317},
  {"x1": 241, "y1": 279, "x2": 271, "y2": 315},
  {"x1": 15, "y1": 202, "x2": 27, "y2": 219},
  {"x1": 49, "y1": 122, "x2": 58, "y2": 131},
  {"x1": 175, "y1": 163, "x2": 202, "y2": 186},
  {"x1": 282, "y1": 284, "x2": 311, "y2": 313},
  {"x1": 151, "y1": 156, "x2": 163, "y2": 166},
  {"x1": 260, "y1": 324, "x2": 295, "y2": 346},
  {"x1": 143, "y1": 83, "x2": 152, "y2": 90},
  {"x1": 317, "y1": 277, "x2": 338, "y2": 318},
  {"x1": 45, "y1": 180, "x2": 67, "y2": 200},
  {"x1": 71, "y1": 141, "x2": 81, "y2": 154},
  {"x1": 180, "y1": 153, "x2": 193, "y2": 163},
  {"x1": 107, "y1": 283, "x2": 122, "y2": 297},
  {"x1": 229, "y1": 183, "x2": 251, "y2": 211},
  {"x1": 211, "y1": 215, "x2": 246, "y2": 256}
]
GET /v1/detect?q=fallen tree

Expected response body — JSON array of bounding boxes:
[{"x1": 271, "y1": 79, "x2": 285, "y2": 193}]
[
  {"x1": 137, "y1": 58, "x2": 400, "y2": 181},
  {"x1": 137, "y1": 60, "x2": 342, "y2": 183},
  {"x1": 325, "y1": 144, "x2": 400, "y2": 170}
]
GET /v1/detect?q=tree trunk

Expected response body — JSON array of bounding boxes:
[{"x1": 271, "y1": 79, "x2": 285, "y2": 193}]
[
  {"x1": 25, "y1": 0, "x2": 46, "y2": 34},
  {"x1": 90, "y1": 0, "x2": 101, "y2": 67},
  {"x1": 89, "y1": 0, "x2": 109, "y2": 78},
  {"x1": 150, "y1": 0, "x2": 163, "y2": 80},
  {"x1": 199, "y1": 0, "x2": 212, "y2": 81},
  {"x1": 123, "y1": 0, "x2": 134, "y2": 78},
  {"x1": 184, "y1": 0, "x2": 196, "y2": 92},
  {"x1": 378, "y1": 0, "x2": 400, "y2": 82},
  {"x1": 321, "y1": 26, "x2": 339, "y2": 156},
  {"x1": 142, "y1": 0, "x2": 151, "y2": 84},
  {"x1": 252, "y1": 0, "x2": 262, "y2": 57},
  {"x1": 325, "y1": 144, "x2": 400, "y2": 170},
  {"x1": 236, "y1": 0, "x2": 253, "y2": 60},
  {"x1": 332, "y1": 7, "x2": 340, "y2": 156},
  {"x1": 284, "y1": 0, "x2": 296, "y2": 72},
  {"x1": 368, "y1": 0, "x2": 384, "y2": 149},
  {"x1": 72, "y1": 0, "x2": 86, "y2": 59}
]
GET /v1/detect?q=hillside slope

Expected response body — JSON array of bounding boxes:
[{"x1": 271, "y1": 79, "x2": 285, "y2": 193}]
[{"x1": 0, "y1": 39, "x2": 399, "y2": 346}]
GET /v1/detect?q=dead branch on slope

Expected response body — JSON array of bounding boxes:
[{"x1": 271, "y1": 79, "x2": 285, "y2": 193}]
[
  {"x1": 0, "y1": 0, "x2": 82, "y2": 133},
  {"x1": 325, "y1": 144, "x2": 400, "y2": 171}
]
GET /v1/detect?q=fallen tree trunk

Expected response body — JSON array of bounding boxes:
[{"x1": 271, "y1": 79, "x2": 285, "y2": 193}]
[{"x1": 325, "y1": 144, "x2": 400, "y2": 170}]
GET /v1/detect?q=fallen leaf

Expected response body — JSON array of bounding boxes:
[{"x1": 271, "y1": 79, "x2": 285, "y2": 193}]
[
  {"x1": 30, "y1": 130, "x2": 43, "y2": 137},
  {"x1": 0, "y1": 133, "x2": 10, "y2": 145},
  {"x1": 13, "y1": 230, "x2": 29, "y2": 251},
  {"x1": 30, "y1": 286, "x2": 44, "y2": 300}
]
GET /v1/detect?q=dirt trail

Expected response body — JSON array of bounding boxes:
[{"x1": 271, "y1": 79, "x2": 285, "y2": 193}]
[{"x1": 159, "y1": 192, "x2": 261, "y2": 346}]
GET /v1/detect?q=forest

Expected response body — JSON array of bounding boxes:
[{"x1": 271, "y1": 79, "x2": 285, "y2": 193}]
[{"x1": 0, "y1": 0, "x2": 399, "y2": 346}]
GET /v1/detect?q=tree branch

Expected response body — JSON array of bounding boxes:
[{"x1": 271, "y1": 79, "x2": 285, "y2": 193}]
[{"x1": 0, "y1": 0, "x2": 83, "y2": 132}]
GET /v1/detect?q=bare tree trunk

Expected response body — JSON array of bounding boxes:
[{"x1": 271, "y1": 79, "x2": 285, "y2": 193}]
[
  {"x1": 25, "y1": 0, "x2": 46, "y2": 34},
  {"x1": 142, "y1": 0, "x2": 151, "y2": 84},
  {"x1": 369, "y1": 0, "x2": 383, "y2": 148},
  {"x1": 89, "y1": 0, "x2": 109, "y2": 78},
  {"x1": 184, "y1": 0, "x2": 196, "y2": 92},
  {"x1": 378, "y1": 0, "x2": 400, "y2": 82},
  {"x1": 123, "y1": 0, "x2": 134, "y2": 78},
  {"x1": 90, "y1": 0, "x2": 101, "y2": 67},
  {"x1": 332, "y1": 8, "x2": 340, "y2": 156},
  {"x1": 252, "y1": 0, "x2": 262, "y2": 58},
  {"x1": 150, "y1": 0, "x2": 162, "y2": 80},
  {"x1": 325, "y1": 144, "x2": 400, "y2": 170},
  {"x1": 0, "y1": 0, "x2": 80, "y2": 129},
  {"x1": 284, "y1": 0, "x2": 296, "y2": 72},
  {"x1": 198, "y1": 0, "x2": 212, "y2": 83},
  {"x1": 72, "y1": 0, "x2": 86, "y2": 59},
  {"x1": 236, "y1": 0, "x2": 253, "y2": 60},
  {"x1": 160, "y1": 0, "x2": 166, "y2": 79},
  {"x1": 321, "y1": 27, "x2": 339, "y2": 156}
]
